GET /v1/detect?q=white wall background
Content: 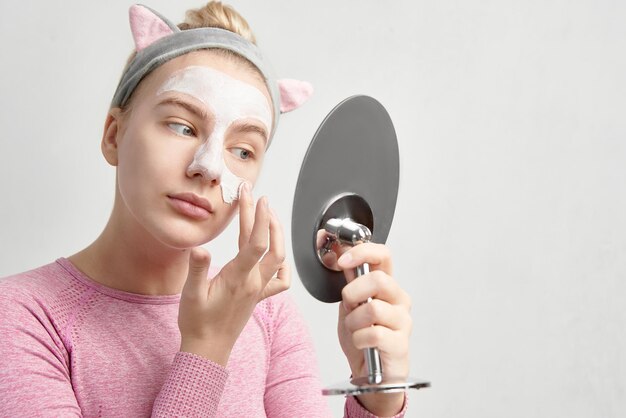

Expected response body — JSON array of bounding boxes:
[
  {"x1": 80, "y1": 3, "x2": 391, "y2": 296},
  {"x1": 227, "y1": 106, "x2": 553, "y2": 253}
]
[{"x1": 1, "y1": 0, "x2": 625, "y2": 416}]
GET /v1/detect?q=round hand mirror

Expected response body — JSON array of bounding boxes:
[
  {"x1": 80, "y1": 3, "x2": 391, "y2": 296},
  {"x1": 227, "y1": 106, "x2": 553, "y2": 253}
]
[{"x1": 291, "y1": 95, "x2": 430, "y2": 395}]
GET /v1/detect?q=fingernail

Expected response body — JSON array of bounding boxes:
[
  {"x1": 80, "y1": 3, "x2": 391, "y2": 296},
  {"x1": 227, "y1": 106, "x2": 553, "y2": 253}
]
[
  {"x1": 263, "y1": 196, "x2": 269, "y2": 209},
  {"x1": 338, "y1": 252, "x2": 352, "y2": 266}
]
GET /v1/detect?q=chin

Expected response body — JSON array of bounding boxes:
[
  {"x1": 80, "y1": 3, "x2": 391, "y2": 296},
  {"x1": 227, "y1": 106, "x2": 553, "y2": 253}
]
[
  {"x1": 138, "y1": 203, "x2": 237, "y2": 250},
  {"x1": 149, "y1": 220, "x2": 221, "y2": 250}
]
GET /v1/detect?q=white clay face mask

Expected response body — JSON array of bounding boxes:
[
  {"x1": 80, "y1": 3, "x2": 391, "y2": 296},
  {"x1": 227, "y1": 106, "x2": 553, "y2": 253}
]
[{"x1": 156, "y1": 66, "x2": 272, "y2": 203}]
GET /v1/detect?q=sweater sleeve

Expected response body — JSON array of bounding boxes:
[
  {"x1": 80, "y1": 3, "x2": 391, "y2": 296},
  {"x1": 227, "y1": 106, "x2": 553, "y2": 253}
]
[
  {"x1": 0, "y1": 285, "x2": 82, "y2": 417},
  {"x1": 262, "y1": 293, "x2": 408, "y2": 418},
  {"x1": 262, "y1": 292, "x2": 333, "y2": 417},
  {"x1": 151, "y1": 351, "x2": 229, "y2": 417}
]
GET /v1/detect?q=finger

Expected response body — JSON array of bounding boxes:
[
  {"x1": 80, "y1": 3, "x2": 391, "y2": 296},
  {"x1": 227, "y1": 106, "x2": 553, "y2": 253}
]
[
  {"x1": 337, "y1": 243, "x2": 393, "y2": 275},
  {"x1": 343, "y1": 299, "x2": 412, "y2": 333},
  {"x1": 238, "y1": 182, "x2": 254, "y2": 249},
  {"x1": 316, "y1": 229, "x2": 327, "y2": 249},
  {"x1": 341, "y1": 270, "x2": 411, "y2": 312},
  {"x1": 342, "y1": 265, "x2": 357, "y2": 283},
  {"x1": 259, "y1": 261, "x2": 291, "y2": 301},
  {"x1": 181, "y1": 247, "x2": 211, "y2": 302},
  {"x1": 351, "y1": 325, "x2": 409, "y2": 356},
  {"x1": 237, "y1": 196, "x2": 270, "y2": 270},
  {"x1": 321, "y1": 250, "x2": 339, "y2": 271},
  {"x1": 259, "y1": 208, "x2": 285, "y2": 279}
]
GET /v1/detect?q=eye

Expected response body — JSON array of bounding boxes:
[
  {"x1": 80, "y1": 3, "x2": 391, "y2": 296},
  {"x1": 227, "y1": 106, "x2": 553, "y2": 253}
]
[
  {"x1": 230, "y1": 147, "x2": 253, "y2": 160},
  {"x1": 167, "y1": 122, "x2": 195, "y2": 137}
]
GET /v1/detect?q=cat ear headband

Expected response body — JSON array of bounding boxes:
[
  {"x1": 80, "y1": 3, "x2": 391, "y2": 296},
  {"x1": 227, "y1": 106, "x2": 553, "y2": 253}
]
[{"x1": 110, "y1": 4, "x2": 313, "y2": 146}]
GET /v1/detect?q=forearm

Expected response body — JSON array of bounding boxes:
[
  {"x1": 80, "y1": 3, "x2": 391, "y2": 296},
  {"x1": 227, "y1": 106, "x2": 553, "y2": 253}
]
[
  {"x1": 355, "y1": 392, "x2": 406, "y2": 417},
  {"x1": 344, "y1": 392, "x2": 408, "y2": 418}
]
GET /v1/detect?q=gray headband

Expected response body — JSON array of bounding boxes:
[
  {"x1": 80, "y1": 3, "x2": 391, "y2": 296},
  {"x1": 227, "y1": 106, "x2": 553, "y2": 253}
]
[{"x1": 110, "y1": 6, "x2": 280, "y2": 142}]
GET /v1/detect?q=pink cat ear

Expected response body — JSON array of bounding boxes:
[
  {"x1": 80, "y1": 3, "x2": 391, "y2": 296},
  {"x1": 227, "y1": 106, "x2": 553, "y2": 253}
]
[
  {"x1": 278, "y1": 79, "x2": 314, "y2": 113},
  {"x1": 129, "y1": 5, "x2": 175, "y2": 52}
]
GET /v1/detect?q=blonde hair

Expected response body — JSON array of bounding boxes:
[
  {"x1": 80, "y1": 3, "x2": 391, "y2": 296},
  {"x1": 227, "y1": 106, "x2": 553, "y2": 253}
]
[
  {"x1": 178, "y1": 1, "x2": 257, "y2": 44},
  {"x1": 177, "y1": 1, "x2": 260, "y2": 73}
]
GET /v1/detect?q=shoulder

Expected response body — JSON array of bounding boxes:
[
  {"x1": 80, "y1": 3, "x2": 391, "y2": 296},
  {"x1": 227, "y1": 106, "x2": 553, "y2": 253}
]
[
  {"x1": 0, "y1": 260, "x2": 90, "y2": 339},
  {"x1": 0, "y1": 260, "x2": 77, "y2": 306}
]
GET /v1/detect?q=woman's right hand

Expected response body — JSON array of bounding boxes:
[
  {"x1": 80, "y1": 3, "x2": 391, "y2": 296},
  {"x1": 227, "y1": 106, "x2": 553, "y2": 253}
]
[{"x1": 178, "y1": 183, "x2": 290, "y2": 366}]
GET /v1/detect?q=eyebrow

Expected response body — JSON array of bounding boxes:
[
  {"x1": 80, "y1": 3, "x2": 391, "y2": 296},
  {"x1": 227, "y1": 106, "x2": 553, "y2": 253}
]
[
  {"x1": 233, "y1": 122, "x2": 269, "y2": 145},
  {"x1": 156, "y1": 96, "x2": 209, "y2": 120}
]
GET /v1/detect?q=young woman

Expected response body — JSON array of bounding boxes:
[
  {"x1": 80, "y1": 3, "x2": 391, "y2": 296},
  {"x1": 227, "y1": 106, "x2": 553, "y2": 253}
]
[{"x1": 0, "y1": 3, "x2": 413, "y2": 417}]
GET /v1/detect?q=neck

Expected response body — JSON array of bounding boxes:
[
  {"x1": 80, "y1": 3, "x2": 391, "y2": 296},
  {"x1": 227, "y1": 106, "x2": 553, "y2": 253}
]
[{"x1": 69, "y1": 191, "x2": 191, "y2": 296}]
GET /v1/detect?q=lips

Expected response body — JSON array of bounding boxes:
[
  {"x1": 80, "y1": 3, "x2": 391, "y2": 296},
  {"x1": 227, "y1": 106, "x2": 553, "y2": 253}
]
[{"x1": 167, "y1": 192, "x2": 214, "y2": 220}]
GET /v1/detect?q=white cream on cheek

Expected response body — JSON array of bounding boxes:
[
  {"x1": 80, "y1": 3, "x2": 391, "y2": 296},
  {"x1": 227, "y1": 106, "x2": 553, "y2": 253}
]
[{"x1": 156, "y1": 66, "x2": 271, "y2": 203}]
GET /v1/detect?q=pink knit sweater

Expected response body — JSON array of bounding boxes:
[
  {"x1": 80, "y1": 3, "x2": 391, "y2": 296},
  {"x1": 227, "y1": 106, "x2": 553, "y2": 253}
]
[{"x1": 0, "y1": 259, "x2": 407, "y2": 417}]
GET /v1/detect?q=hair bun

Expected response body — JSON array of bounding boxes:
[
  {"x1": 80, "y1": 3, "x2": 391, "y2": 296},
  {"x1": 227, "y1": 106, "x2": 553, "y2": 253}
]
[{"x1": 178, "y1": 1, "x2": 257, "y2": 44}]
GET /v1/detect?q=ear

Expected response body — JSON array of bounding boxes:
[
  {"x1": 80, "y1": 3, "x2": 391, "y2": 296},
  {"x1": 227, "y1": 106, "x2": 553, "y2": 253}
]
[
  {"x1": 101, "y1": 109, "x2": 122, "y2": 166},
  {"x1": 129, "y1": 4, "x2": 176, "y2": 52},
  {"x1": 278, "y1": 79, "x2": 314, "y2": 113}
]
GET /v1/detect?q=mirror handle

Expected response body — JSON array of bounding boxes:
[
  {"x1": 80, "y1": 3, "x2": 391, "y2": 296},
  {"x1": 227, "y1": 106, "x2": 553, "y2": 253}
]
[{"x1": 355, "y1": 262, "x2": 384, "y2": 384}]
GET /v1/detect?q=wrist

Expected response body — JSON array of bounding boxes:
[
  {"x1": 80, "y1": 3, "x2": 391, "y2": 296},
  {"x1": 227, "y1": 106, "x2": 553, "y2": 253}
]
[
  {"x1": 355, "y1": 391, "x2": 405, "y2": 417},
  {"x1": 180, "y1": 337, "x2": 232, "y2": 367}
]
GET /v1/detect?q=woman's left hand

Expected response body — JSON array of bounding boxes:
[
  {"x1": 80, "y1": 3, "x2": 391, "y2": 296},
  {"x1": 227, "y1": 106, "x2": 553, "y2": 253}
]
[{"x1": 337, "y1": 243, "x2": 412, "y2": 416}]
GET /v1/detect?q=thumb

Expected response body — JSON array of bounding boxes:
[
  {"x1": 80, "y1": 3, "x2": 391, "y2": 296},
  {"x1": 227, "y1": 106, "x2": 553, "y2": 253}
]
[{"x1": 182, "y1": 247, "x2": 211, "y2": 301}]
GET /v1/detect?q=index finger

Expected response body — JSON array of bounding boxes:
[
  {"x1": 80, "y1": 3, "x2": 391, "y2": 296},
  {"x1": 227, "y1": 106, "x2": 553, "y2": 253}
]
[
  {"x1": 337, "y1": 243, "x2": 393, "y2": 276},
  {"x1": 236, "y1": 196, "x2": 270, "y2": 270},
  {"x1": 238, "y1": 182, "x2": 254, "y2": 249}
]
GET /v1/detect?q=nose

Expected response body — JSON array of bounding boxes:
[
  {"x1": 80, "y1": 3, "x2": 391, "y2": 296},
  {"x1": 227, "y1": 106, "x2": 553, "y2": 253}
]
[{"x1": 186, "y1": 139, "x2": 224, "y2": 184}]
